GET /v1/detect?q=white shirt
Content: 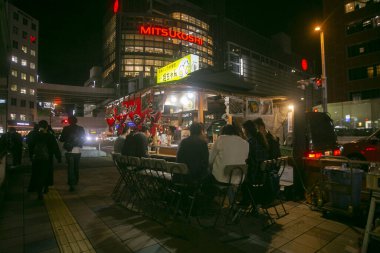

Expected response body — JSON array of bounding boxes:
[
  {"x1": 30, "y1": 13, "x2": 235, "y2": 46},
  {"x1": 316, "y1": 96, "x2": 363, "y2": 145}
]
[{"x1": 209, "y1": 135, "x2": 249, "y2": 184}]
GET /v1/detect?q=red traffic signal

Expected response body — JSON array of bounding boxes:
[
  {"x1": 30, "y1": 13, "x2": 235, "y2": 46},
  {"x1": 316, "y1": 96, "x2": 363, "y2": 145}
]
[
  {"x1": 61, "y1": 118, "x2": 69, "y2": 124},
  {"x1": 309, "y1": 77, "x2": 323, "y2": 89}
]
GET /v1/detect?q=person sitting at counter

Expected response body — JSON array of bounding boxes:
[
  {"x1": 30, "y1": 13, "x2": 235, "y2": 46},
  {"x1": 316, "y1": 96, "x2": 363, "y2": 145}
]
[
  {"x1": 121, "y1": 125, "x2": 151, "y2": 158},
  {"x1": 114, "y1": 125, "x2": 130, "y2": 153},
  {"x1": 209, "y1": 124, "x2": 249, "y2": 184},
  {"x1": 176, "y1": 123, "x2": 209, "y2": 182}
]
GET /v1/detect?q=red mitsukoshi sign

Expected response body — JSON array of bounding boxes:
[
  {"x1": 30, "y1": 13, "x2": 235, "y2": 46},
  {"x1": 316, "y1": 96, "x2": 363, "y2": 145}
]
[{"x1": 139, "y1": 25, "x2": 203, "y2": 46}]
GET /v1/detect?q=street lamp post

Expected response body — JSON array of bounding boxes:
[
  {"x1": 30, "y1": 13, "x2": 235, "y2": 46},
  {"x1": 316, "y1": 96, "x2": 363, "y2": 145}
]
[{"x1": 315, "y1": 26, "x2": 328, "y2": 113}]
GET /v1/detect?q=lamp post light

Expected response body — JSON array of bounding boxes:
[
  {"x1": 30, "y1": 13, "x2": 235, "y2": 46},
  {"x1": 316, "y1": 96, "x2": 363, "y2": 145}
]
[{"x1": 315, "y1": 26, "x2": 328, "y2": 113}]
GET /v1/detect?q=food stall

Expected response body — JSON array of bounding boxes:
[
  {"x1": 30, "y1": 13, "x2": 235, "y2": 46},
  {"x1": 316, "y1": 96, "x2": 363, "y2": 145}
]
[{"x1": 105, "y1": 54, "x2": 291, "y2": 158}]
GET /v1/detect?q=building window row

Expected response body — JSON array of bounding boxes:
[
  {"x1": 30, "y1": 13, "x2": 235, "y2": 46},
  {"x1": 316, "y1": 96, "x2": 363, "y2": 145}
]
[
  {"x1": 345, "y1": 0, "x2": 380, "y2": 14},
  {"x1": 227, "y1": 42, "x2": 303, "y2": 75},
  {"x1": 11, "y1": 55, "x2": 36, "y2": 69},
  {"x1": 12, "y1": 41, "x2": 36, "y2": 56},
  {"x1": 9, "y1": 113, "x2": 31, "y2": 121},
  {"x1": 12, "y1": 11, "x2": 37, "y2": 30},
  {"x1": 347, "y1": 38, "x2": 380, "y2": 57},
  {"x1": 171, "y1": 12, "x2": 209, "y2": 31},
  {"x1": 348, "y1": 63, "x2": 380, "y2": 80},
  {"x1": 10, "y1": 69, "x2": 36, "y2": 82},
  {"x1": 10, "y1": 97, "x2": 35, "y2": 108},
  {"x1": 10, "y1": 84, "x2": 35, "y2": 95},
  {"x1": 346, "y1": 15, "x2": 380, "y2": 35}
]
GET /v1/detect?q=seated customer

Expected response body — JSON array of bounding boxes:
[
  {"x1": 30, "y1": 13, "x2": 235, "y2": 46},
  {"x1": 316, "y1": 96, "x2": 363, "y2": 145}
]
[
  {"x1": 114, "y1": 125, "x2": 130, "y2": 153},
  {"x1": 121, "y1": 125, "x2": 150, "y2": 158},
  {"x1": 176, "y1": 123, "x2": 209, "y2": 182},
  {"x1": 209, "y1": 124, "x2": 249, "y2": 184}
]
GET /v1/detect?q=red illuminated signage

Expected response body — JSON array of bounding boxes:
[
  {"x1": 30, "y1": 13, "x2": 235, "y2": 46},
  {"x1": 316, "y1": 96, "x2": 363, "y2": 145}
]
[
  {"x1": 301, "y1": 58, "x2": 308, "y2": 71},
  {"x1": 113, "y1": 0, "x2": 119, "y2": 13},
  {"x1": 30, "y1": 35, "x2": 36, "y2": 44},
  {"x1": 139, "y1": 25, "x2": 203, "y2": 46}
]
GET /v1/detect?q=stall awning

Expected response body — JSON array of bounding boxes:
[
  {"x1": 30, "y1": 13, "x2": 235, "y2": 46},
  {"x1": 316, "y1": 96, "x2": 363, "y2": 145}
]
[{"x1": 184, "y1": 69, "x2": 261, "y2": 95}]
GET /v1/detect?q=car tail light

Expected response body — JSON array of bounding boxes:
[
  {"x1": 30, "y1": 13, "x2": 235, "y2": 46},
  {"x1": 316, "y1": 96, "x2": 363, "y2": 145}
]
[
  {"x1": 333, "y1": 149, "x2": 341, "y2": 156},
  {"x1": 365, "y1": 147, "x2": 377, "y2": 152},
  {"x1": 305, "y1": 151, "x2": 323, "y2": 159}
]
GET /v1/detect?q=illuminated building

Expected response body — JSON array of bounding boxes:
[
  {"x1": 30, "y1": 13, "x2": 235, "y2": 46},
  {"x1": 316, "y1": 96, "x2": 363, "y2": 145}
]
[
  {"x1": 103, "y1": 0, "x2": 214, "y2": 96},
  {"x1": 323, "y1": 0, "x2": 380, "y2": 102},
  {"x1": 5, "y1": 3, "x2": 38, "y2": 131},
  {"x1": 103, "y1": 0, "x2": 313, "y2": 103}
]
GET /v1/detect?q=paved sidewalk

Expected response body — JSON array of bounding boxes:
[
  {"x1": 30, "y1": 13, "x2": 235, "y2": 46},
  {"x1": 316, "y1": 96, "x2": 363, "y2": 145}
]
[{"x1": 0, "y1": 157, "x2": 371, "y2": 253}]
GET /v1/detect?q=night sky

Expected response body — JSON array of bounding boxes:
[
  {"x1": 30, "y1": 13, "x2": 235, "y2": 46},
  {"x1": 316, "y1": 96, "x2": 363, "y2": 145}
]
[{"x1": 9, "y1": 0, "x2": 322, "y2": 85}]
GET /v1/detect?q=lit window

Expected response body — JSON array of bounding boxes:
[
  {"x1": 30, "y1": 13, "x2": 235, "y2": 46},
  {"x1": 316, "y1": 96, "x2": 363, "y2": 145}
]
[
  {"x1": 20, "y1": 114, "x2": 26, "y2": 121},
  {"x1": 22, "y1": 45, "x2": 28, "y2": 54},
  {"x1": 11, "y1": 55, "x2": 18, "y2": 63},
  {"x1": 30, "y1": 76, "x2": 35, "y2": 82},
  {"x1": 21, "y1": 73, "x2": 27, "y2": 80},
  {"x1": 30, "y1": 62, "x2": 35, "y2": 69},
  {"x1": 377, "y1": 65, "x2": 380, "y2": 76},
  {"x1": 21, "y1": 59, "x2": 27, "y2": 66},
  {"x1": 30, "y1": 49, "x2": 35, "y2": 56},
  {"x1": 11, "y1": 69, "x2": 18, "y2": 77},
  {"x1": 20, "y1": 88, "x2": 26, "y2": 94},
  {"x1": 10, "y1": 84, "x2": 17, "y2": 91},
  {"x1": 30, "y1": 89, "x2": 35, "y2": 95},
  {"x1": 10, "y1": 113, "x2": 16, "y2": 120},
  {"x1": 367, "y1": 66, "x2": 374, "y2": 78},
  {"x1": 345, "y1": 3, "x2": 355, "y2": 13}
]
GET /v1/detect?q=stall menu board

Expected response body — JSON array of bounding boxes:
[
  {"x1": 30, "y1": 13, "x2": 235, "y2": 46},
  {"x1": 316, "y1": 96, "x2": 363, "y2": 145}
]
[{"x1": 157, "y1": 54, "x2": 199, "y2": 84}]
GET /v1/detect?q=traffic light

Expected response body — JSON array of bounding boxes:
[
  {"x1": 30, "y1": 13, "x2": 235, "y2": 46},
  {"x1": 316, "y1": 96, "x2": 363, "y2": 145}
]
[
  {"x1": 61, "y1": 118, "x2": 69, "y2": 125},
  {"x1": 309, "y1": 77, "x2": 323, "y2": 89}
]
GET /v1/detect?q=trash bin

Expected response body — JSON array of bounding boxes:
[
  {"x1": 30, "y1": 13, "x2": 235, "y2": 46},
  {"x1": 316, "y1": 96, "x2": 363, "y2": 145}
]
[{"x1": 323, "y1": 166, "x2": 363, "y2": 210}]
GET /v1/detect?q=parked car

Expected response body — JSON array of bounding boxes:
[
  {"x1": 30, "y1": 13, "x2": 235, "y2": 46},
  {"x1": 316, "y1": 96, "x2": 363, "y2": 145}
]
[{"x1": 341, "y1": 128, "x2": 380, "y2": 163}]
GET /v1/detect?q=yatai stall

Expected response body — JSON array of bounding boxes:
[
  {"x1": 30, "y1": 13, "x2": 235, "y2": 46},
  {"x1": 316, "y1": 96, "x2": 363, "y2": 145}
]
[{"x1": 105, "y1": 54, "x2": 289, "y2": 158}]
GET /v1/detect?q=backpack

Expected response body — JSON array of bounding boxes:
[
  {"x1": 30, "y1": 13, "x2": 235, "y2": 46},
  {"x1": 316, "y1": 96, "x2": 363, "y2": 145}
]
[{"x1": 33, "y1": 138, "x2": 49, "y2": 161}]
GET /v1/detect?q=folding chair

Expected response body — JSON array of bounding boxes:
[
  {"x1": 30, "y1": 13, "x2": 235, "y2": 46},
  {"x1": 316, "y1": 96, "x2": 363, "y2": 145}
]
[
  {"x1": 165, "y1": 162, "x2": 195, "y2": 220},
  {"x1": 257, "y1": 158, "x2": 289, "y2": 227},
  {"x1": 118, "y1": 156, "x2": 142, "y2": 210},
  {"x1": 196, "y1": 164, "x2": 247, "y2": 228},
  {"x1": 111, "y1": 153, "x2": 124, "y2": 200}
]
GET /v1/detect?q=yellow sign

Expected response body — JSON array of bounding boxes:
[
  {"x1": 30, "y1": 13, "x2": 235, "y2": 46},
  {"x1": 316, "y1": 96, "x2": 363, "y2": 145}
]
[{"x1": 157, "y1": 54, "x2": 199, "y2": 84}]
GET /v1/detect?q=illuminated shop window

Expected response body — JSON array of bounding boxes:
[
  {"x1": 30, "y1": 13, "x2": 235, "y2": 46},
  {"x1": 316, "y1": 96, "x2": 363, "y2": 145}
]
[
  {"x1": 21, "y1": 59, "x2": 27, "y2": 66},
  {"x1": 22, "y1": 45, "x2": 27, "y2": 54},
  {"x1": 30, "y1": 49, "x2": 35, "y2": 56},
  {"x1": 11, "y1": 69, "x2": 18, "y2": 77},
  {"x1": 21, "y1": 73, "x2": 26, "y2": 80},
  {"x1": 10, "y1": 113, "x2": 16, "y2": 120},
  {"x1": 11, "y1": 55, "x2": 18, "y2": 63},
  {"x1": 20, "y1": 88, "x2": 26, "y2": 94},
  {"x1": 20, "y1": 114, "x2": 26, "y2": 121},
  {"x1": 11, "y1": 84, "x2": 17, "y2": 91},
  {"x1": 30, "y1": 76, "x2": 35, "y2": 82},
  {"x1": 30, "y1": 89, "x2": 35, "y2": 95},
  {"x1": 135, "y1": 66, "x2": 143, "y2": 71},
  {"x1": 367, "y1": 66, "x2": 374, "y2": 78},
  {"x1": 30, "y1": 62, "x2": 35, "y2": 69}
]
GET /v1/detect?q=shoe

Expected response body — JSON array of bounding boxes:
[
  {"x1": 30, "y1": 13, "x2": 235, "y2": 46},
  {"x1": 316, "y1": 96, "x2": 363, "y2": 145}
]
[{"x1": 69, "y1": 186, "x2": 75, "y2": 192}]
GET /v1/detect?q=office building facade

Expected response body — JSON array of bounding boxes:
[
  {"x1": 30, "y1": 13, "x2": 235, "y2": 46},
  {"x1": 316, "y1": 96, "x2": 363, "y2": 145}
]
[
  {"x1": 323, "y1": 0, "x2": 380, "y2": 102},
  {"x1": 102, "y1": 0, "x2": 214, "y2": 96},
  {"x1": 103, "y1": 0, "x2": 313, "y2": 103},
  {"x1": 6, "y1": 3, "x2": 38, "y2": 132}
]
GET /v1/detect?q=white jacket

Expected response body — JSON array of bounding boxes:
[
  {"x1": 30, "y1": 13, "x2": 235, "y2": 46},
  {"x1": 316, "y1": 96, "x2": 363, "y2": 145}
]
[{"x1": 209, "y1": 135, "x2": 249, "y2": 184}]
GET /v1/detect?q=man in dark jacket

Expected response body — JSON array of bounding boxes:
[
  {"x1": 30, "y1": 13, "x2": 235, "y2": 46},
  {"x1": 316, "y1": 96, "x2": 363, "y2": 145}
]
[
  {"x1": 59, "y1": 116, "x2": 85, "y2": 192},
  {"x1": 176, "y1": 123, "x2": 209, "y2": 182},
  {"x1": 121, "y1": 125, "x2": 151, "y2": 158},
  {"x1": 28, "y1": 120, "x2": 61, "y2": 200}
]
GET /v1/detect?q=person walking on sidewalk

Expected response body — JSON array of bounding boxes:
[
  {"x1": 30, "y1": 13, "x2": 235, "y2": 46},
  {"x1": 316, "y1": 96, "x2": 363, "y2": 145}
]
[
  {"x1": 28, "y1": 120, "x2": 61, "y2": 200},
  {"x1": 59, "y1": 116, "x2": 85, "y2": 192}
]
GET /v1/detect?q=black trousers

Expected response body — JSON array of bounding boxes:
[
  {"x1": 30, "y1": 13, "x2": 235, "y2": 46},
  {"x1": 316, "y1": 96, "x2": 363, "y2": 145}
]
[{"x1": 65, "y1": 153, "x2": 81, "y2": 186}]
